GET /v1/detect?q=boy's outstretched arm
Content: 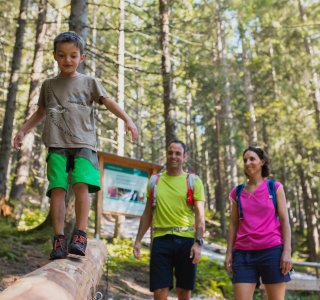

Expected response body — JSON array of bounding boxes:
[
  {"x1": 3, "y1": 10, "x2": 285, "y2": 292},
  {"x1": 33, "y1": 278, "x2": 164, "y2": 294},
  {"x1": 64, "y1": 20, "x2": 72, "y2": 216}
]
[
  {"x1": 99, "y1": 97, "x2": 138, "y2": 141},
  {"x1": 13, "y1": 105, "x2": 46, "y2": 150}
]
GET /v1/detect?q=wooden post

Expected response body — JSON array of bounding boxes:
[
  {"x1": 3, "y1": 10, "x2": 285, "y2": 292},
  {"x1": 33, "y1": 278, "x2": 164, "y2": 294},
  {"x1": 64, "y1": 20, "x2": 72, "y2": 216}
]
[{"x1": 0, "y1": 240, "x2": 107, "y2": 300}]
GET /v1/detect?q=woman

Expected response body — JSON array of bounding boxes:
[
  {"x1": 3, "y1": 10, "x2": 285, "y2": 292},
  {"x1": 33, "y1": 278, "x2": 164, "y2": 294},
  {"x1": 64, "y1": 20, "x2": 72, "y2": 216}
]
[{"x1": 224, "y1": 146, "x2": 292, "y2": 300}]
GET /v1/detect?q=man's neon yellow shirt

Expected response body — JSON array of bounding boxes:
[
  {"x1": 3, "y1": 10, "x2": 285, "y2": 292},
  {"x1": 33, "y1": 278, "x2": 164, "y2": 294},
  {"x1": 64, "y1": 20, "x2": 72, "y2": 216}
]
[{"x1": 150, "y1": 172, "x2": 205, "y2": 238}]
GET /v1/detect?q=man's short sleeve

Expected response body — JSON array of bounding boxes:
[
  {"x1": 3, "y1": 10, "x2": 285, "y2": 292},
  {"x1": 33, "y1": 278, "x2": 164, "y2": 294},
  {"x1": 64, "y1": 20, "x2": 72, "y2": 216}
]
[{"x1": 194, "y1": 176, "x2": 205, "y2": 201}]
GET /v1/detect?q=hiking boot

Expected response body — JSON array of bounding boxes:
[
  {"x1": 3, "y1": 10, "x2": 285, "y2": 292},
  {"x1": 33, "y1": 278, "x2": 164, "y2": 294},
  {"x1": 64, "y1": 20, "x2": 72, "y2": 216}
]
[
  {"x1": 50, "y1": 234, "x2": 68, "y2": 260},
  {"x1": 69, "y1": 229, "x2": 87, "y2": 256}
]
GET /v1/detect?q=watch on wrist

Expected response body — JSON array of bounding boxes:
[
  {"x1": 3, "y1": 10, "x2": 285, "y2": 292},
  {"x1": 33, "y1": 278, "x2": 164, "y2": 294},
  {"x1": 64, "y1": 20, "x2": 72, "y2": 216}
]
[{"x1": 195, "y1": 238, "x2": 204, "y2": 246}]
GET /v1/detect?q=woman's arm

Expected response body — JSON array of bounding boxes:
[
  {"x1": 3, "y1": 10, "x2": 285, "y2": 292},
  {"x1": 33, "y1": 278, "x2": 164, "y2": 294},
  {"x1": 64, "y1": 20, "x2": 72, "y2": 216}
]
[{"x1": 276, "y1": 184, "x2": 292, "y2": 275}]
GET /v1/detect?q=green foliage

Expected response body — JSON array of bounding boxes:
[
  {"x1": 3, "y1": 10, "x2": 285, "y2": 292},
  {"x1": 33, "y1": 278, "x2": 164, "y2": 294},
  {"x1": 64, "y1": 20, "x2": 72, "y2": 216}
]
[
  {"x1": 195, "y1": 257, "x2": 233, "y2": 299},
  {"x1": 0, "y1": 217, "x2": 51, "y2": 262},
  {"x1": 106, "y1": 238, "x2": 149, "y2": 275},
  {"x1": 17, "y1": 208, "x2": 47, "y2": 231},
  {"x1": 286, "y1": 291, "x2": 320, "y2": 300}
]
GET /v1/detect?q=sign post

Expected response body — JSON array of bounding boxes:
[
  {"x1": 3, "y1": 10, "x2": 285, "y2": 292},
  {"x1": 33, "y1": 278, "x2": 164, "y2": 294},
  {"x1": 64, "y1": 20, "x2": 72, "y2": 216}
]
[{"x1": 95, "y1": 152, "x2": 162, "y2": 238}]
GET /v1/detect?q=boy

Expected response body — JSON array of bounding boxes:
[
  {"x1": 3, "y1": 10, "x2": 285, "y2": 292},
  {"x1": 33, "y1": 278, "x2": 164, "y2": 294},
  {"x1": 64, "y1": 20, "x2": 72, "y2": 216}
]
[{"x1": 13, "y1": 31, "x2": 138, "y2": 259}]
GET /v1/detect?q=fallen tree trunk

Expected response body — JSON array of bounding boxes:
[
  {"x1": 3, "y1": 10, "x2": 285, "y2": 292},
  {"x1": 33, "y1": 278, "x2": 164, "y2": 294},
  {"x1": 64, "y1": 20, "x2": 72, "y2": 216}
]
[{"x1": 0, "y1": 239, "x2": 107, "y2": 300}]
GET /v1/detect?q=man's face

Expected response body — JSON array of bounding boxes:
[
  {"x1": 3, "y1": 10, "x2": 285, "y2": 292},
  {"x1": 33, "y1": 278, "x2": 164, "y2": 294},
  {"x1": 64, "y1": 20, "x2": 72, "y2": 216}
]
[{"x1": 166, "y1": 143, "x2": 186, "y2": 170}]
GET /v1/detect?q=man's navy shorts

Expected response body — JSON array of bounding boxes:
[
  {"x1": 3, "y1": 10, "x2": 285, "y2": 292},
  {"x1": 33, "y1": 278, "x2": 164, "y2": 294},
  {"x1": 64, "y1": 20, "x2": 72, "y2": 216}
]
[
  {"x1": 150, "y1": 234, "x2": 196, "y2": 292},
  {"x1": 232, "y1": 245, "x2": 292, "y2": 284}
]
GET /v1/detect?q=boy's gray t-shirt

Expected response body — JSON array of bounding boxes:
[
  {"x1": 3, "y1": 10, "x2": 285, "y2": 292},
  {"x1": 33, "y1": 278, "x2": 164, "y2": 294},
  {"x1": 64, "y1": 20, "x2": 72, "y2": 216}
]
[{"x1": 38, "y1": 74, "x2": 109, "y2": 150}]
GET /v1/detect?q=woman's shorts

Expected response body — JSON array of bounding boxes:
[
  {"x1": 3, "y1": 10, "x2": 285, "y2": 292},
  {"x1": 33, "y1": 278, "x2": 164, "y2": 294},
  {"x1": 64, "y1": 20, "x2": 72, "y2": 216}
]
[
  {"x1": 150, "y1": 235, "x2": 197, "y2": 292},
  {"x1": 232, "y1": 245, "x2": 292, "y2": 284},
  {"x1": 46, "y1": 148, "x2": 100, "y2": 197}
]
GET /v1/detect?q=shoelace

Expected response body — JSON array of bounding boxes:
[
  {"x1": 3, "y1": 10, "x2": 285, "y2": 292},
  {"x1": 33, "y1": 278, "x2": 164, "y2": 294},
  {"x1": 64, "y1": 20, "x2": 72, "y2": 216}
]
[
  {"x1": 73, "y1": 234, "x2": 86, "y2": 245},
  {"x1": 54, "y1": 238, "x2": 65, "y2": 250}
]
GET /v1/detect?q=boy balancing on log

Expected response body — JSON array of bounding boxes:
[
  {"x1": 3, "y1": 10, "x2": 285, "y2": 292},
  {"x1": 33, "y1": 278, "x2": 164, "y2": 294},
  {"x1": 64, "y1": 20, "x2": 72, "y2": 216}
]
[{"x1": 13, "y1": 31, "x2": 138, "y2": 259}]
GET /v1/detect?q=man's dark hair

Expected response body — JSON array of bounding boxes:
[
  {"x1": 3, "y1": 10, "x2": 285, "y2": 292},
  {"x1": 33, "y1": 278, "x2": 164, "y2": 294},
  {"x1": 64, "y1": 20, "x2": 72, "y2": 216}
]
[
  {"x1": 53, "y1": 31, "x2": 85, "y2": 54},
  {"x1": 168, "y1": 139, "x2": 187, "y2": 154},
  {"x1": 243, "y1": 146, "x2": 270, "y2": 178}
]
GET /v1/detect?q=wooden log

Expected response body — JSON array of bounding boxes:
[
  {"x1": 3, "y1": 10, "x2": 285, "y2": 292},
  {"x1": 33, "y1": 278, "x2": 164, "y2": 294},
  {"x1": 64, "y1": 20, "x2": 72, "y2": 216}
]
[{"x1": 0, "y1": 239, "x2": 107, "y2": 300}]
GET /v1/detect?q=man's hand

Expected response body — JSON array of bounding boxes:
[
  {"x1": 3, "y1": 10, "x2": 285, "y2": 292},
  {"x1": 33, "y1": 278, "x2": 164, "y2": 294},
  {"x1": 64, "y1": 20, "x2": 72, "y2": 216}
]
[
  {"x1": 13, "y1": 130, "x2": 25, "y2": 151},
  {"x1": 190, "y1": 243, "x2": 202, "y2": 264},
  {"x1": 125, "y1": 119, "x2": 138, "y2": 141},
  {"x1": 133, "y1": 241, "x2": 141, "y2": 260}
]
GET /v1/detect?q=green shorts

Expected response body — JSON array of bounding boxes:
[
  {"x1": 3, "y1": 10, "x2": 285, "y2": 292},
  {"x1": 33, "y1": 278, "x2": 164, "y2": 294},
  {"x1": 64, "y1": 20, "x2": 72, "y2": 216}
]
[{"x1": 46, "y1": 151, "x2": 100, "y2": 197}]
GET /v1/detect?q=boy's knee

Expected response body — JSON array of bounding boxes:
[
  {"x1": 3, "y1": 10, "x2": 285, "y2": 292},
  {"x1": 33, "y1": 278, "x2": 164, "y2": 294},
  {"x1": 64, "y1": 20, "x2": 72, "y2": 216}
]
[
  {"x1": 73, "y1": 182, "x2": 89, "y2": 192},
  {"x1": 50, "y1": 188, "x2": 67, "y2": 199}
]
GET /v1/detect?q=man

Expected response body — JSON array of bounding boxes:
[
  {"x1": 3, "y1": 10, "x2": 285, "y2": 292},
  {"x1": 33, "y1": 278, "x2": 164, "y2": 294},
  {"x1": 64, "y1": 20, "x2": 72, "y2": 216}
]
[{"x1": 133, "y1": 140, "x2": 205, "y2": 300}]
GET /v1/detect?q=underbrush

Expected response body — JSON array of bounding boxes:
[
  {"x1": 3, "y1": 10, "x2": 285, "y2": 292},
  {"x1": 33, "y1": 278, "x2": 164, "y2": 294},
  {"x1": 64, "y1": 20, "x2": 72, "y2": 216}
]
[{"x1": 105, "y1": 238, "x2": 233, "y2": 299}]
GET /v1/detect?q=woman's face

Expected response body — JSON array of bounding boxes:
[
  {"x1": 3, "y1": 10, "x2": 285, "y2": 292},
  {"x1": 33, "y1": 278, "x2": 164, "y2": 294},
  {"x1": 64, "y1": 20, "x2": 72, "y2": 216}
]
[{"x1": 243, "y1": 150, "x2": 265, "y2": 178}]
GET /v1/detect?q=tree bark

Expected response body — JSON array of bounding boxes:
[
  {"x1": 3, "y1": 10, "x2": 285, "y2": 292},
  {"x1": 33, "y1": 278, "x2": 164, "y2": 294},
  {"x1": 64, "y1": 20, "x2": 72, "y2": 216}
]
[
  {"x1": 216, "y1": 0, "x2": 238, "y2": 190},
  {"x1": 0, "y1": 0, "x2": 28, "y2": 216},
  {"x1": 0, "y1": 240, "x2": 107, "y2": 300},
  {"x1": 10, "y1": 0, "x2": 47, "y2": 206},
  {"x1": 295, "y1": 138, "x2": 319, "y2": 261},
  {"x1": 69, "y1": 0, "x2": 88, "y2": 74},
  {"x1": 159, "y1": 0, "x2": 177, "y2": 148},
  {"x1": 238, "y1": 19, "x2": 257, "y2": 145},
  {"x1": 114, "y1": 0, "x2": 126, "y2": 239},
  {"x1": 297, "y1": 0, "x2": 320, "y2": 134},
  {"x1": 63, "y1": 0, "x2": 89, "y2": 235}
]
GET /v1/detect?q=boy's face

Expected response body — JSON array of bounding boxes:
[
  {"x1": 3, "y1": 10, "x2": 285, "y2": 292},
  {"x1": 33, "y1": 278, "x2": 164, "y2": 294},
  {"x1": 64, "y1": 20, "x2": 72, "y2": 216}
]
[{"x1": 53, "y1": 42, "x2": 85, "y2": 77}]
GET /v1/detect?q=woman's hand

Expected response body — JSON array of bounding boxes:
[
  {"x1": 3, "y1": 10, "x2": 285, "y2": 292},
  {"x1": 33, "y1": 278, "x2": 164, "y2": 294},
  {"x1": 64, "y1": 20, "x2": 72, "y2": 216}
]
[
  {"x1": 280, "y1": 250, "x2": 292, "y2": 275},
  {"x1": 224, "y1": 252, "x2": 233, "y2": 273}
]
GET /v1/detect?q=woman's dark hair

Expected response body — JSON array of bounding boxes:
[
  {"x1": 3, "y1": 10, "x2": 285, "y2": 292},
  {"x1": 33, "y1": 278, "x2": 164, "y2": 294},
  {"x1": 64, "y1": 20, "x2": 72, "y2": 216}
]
[{"x1": 243, "y1": 146, "x2": 270, "y2": 178}]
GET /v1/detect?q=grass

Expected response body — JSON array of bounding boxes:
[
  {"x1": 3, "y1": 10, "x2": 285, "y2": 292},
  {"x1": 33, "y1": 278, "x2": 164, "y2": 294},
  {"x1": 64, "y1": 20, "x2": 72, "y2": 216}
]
[{"x1": 106, "y1": 238, "x2": 233, "y2": 299}]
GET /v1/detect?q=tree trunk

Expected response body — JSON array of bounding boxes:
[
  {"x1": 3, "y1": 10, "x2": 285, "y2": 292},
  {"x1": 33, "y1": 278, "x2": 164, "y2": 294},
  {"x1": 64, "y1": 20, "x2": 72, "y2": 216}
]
[
  {"x1": 114, "y1": 0, "x2": 126, "y2": 238},
  {"x1": 185, "y1": 78, "x2": 194, "y2": 172},
  {"x1": 0, "y1": 0, "x2": 28, "y2": 216},
  {"x1": 297, "y1": 0, "x2": 320, "y2": 133},
  {"x1": 238, "y1": 20, "x2": 257, "y2": 145},
  {"x1": 216, "y1": 0, "x2": 238, "y2": 190},
  {"x1": 69, "y1": 0, "x2": 88, "y2": 74},
  {"x1": 10, "y1": 0, "x2": 47, "y2": 206},
  {"x1": 63, "y1": 0, "x2": 89, "y2": 235},
  {"x1": 214, "y1": 105, "x2": 226, "y2": 235},
  {"x1": 159, "y1": 0, "x2": 177, "y2": 148},
  {"x1": 297, "y1": 164, "x2": 319, "y2": 261}
]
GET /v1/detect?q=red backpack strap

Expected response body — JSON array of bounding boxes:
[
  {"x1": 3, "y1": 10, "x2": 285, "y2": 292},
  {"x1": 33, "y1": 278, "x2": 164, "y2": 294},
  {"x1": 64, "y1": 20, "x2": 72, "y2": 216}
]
[
  {"x1": 186, "y1": 173, "x2": 196, "y2": 206},
  {"x1": 149, "y1": 174, "x2": 161, "y2": 208}
]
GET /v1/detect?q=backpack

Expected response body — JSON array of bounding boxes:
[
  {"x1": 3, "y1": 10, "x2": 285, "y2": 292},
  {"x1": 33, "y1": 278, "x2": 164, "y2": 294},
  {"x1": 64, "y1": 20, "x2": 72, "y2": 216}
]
[
  {"x1": 149, "y1": 173, "x2": 196, "y2": 208},
  {"x1": 235, "y1": 179, "x2": 277, "y2": 219}
]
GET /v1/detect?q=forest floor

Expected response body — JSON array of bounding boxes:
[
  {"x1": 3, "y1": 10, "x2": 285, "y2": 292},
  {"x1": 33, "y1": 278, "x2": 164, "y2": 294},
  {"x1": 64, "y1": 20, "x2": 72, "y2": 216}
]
[
  {"x1": 1, "y1": 215, "x2": 318, "y2": 300},
  {"x1": 0, "y1": 215, "x2": 226, "y2": 299}
]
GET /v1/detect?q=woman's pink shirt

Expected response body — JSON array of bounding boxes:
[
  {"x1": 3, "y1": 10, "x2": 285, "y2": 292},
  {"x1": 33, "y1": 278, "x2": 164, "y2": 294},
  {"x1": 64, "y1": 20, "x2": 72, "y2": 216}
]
[{"x1": 229, "y1": 179, "x2": 283, "y2": 250}]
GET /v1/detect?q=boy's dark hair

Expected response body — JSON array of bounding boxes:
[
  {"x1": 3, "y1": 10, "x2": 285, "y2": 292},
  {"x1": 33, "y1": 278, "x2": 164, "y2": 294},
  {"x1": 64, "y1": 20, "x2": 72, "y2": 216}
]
[
  {"x1": 168, "y1": 139, "x2": 187, "y2": 154},
  {"x1": 53, "y1": 31, "x2": 85, "y2": 54},
  {"x1": 243, "y1": 146, "x2": 270, "y2": 178}
]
